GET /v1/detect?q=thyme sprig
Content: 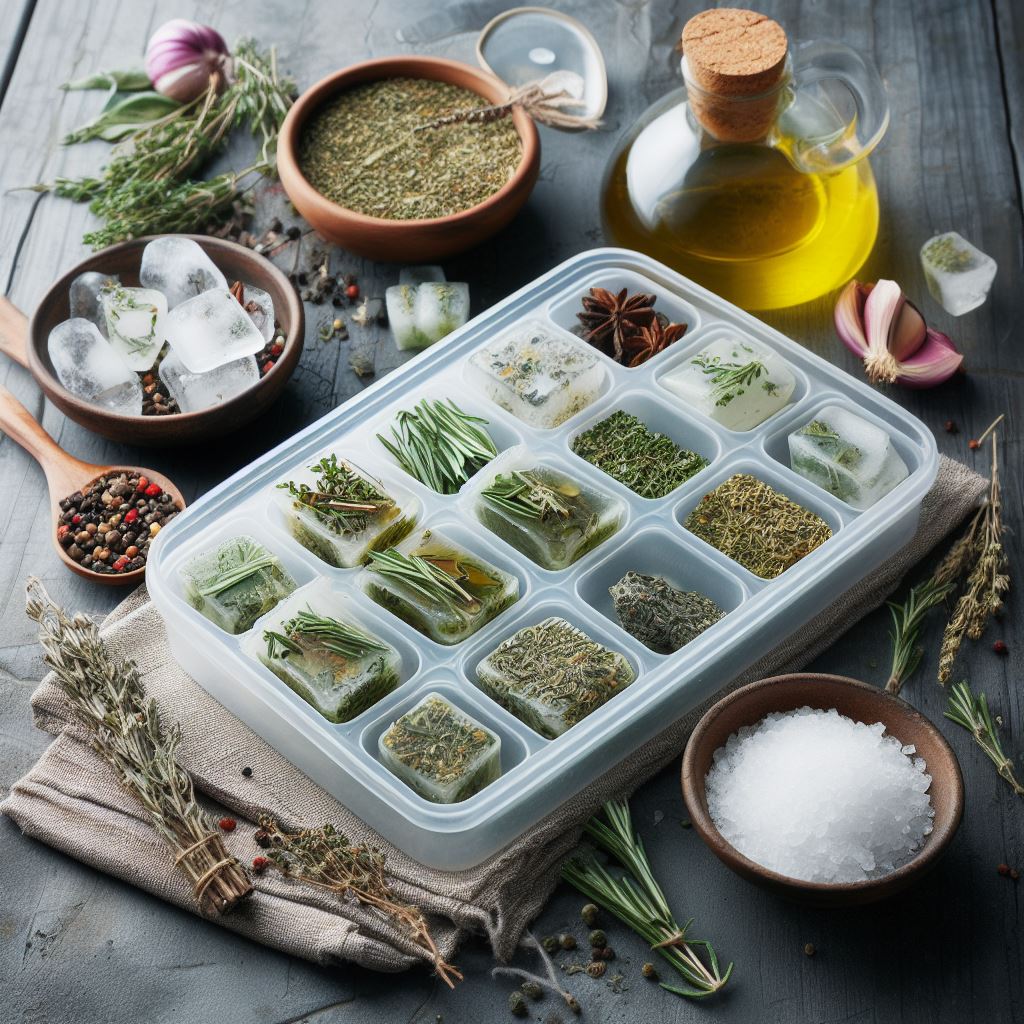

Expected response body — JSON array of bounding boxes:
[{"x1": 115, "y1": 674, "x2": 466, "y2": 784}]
[
  {"x1": 562, "y1": 799, "x2": 732, "y2": 999},
  {"x1": 367, "y1": 548, "x2": 494, "y2": 612},
  {"x1": 24, "y1": 579, "x2": 252, "y2": 915},
  {"x1": 377, "y1": 398, "x2": 498, "y2": 494},
  {"x1": 481, "y1": 470, "x2": 573, "y2": 520},
  {"x1": 264, "y1": 608, "x2": 388, "y2": 660},
  {"x1": 280, "y1": 455, "x2": 394, "y2": 535},
  {"x1": 692, "y1": 352, "x2": 777, "y2": 408},
  {"x1": 257, "y1": 818, "x2": 462, "y2": 987},
  {"x1": 944, "y1": 681, "x2": 1024, "y2": 797}
]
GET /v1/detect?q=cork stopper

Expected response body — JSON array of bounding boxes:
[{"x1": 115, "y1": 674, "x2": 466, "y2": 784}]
[{"x1": 681, "y1": 9, "x2": 789, "y2": 142}]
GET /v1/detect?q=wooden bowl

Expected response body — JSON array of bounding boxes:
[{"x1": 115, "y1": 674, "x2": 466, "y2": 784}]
[
  {"x1": 8, "y1": 235, "x2": 303, "y2": 447},
  {"x1": 681, "y1": 674, "x2": 964, "y2": 907},
  {"x1": 277, "y1": 56, "x2": 541, "y2": 261}
]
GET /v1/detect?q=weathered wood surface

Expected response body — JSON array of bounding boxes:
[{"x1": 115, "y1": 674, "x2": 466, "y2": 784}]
[{"x1": 0, "y1": 2, "x2": 1021, "y2": 1022}]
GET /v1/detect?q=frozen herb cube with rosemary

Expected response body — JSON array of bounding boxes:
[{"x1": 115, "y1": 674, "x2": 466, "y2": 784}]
[
  {"x1": 609, "y1": 572, "x2": 725, "y2": 654},
  {"x1": 250, "y1": 583, "x2": 400, "y2": 723},
  {"x1": 181, "y1": 535, "x2": 297, "y2": 634},
  {"x1": 788, "y1": 406, "x2": 909, "y2": 510},
  {"x1": 467, "y1": 321, "x2": 603, "y2": 428},
  {"x1": 100, "y1": 285, "x2": 167, "y2": 371},
  {"x1": 478, "y1": 617, "x2": 635, "y2": 738},
  {"x1": 475, "y1": 463, "x2": 623, "y2": 570},
  {"x1": 571, "y1": 410, "x2": 708, "y2": 499},
  {"x1": 685, "y1": 474, "x2": 832, "y2": 579},
  {"x1": 660, "y1": 336, "x2": 794, "y2": 431},
  {"x1": 379, "y1": 693, "x2": 501, "y2": 803},
  {"x1": 275, "y1": 454, "x2": 417, "y2": 567},
  {"x1": 364, "y1": 529, "x2": 518, "y2": 645}
]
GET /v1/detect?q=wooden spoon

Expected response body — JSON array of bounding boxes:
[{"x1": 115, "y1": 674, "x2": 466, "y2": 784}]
[{"x1": 0, "y1": 382, "x2": 186, "y2": 586}]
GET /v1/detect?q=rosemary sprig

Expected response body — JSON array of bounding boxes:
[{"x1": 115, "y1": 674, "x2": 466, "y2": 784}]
[
  {"x1": 481, "y1": 470, "x2": 572, "y2": 520},
  {"x1": 561, "y1": 799, "x2": 732, "y2": 999},
  {"x1": 264, "y1": 608, "x2": 388, "y2": 660},
  {"x1": 884, "y1": 578, "x2": 955, "y2": 694},
  {"x1": 367, "y1": 548, "x2": 488, "y2": 612},
  {"x1": 257, "y1": 817, "x2": 462, "y2": 988},
  {"x1": 377, "y1": 398, "x2": 497, "y2": 494},
  {"x1": 945, "y1": 681, "x2": 1024, "y2": 797},
  {"x1": 196, "y1": 537, "x2": 276, "y2": 597},
  {"x1": 24, "y1": 579, "x2": 252, "y2": 915},
  {"x1": 693, "y1": 353, "x2": 776, "y2": 407}
]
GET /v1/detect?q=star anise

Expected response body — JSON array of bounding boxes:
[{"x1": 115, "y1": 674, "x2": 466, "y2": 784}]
[
  {"x1": 577, "y1": 287, "x2": 657, "y2": 360},
  {"x1": 624, "y1": 316, "x2": 689, "y2": 367}
]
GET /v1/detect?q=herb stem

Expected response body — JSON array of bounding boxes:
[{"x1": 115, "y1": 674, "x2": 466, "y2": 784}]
[
  {"x1": 945, "y1": 681, "x2": 1024, "y2": 796},
  {"x1": 884, "y1": 577, "x2": 954, "y2": 694}
]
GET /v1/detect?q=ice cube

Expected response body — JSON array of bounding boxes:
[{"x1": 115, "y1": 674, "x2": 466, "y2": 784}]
[
  {"x1": 47, "y1": 318, "x2": 142, "y2": 416},
  {"x1": 363, "y1": 528, "x2": 519, "y2": 645},
  {"x1": 159, "y1": 348, "x2": 258, "y2": 413},
  {"x1": 476, "y1": 616, "x2": 635, "y2": 738},
  {"x1": 100, "y1": 285, "x2": 167, "y2": 371},
  {"x1": 246, "y1": 581, "x2": 401, "y2": 723},
  {"x1": 399, "y1": 265, "x2": 445, "y2": 286},
  {"x1": 385, "y1": 285, "x2": 426, "y2": 350},
  {"x1": 659, "y1": 334, "x2": 795, "y2": 431},
  {"x1": 163, "y1": 288, "x2": 266, "y2": 373},
  {"x1": 274, "y1": 453, "x2": 419, "y2": 568},
  {"x1": 788, "y1": 405, "x2": 909, "y2": 510},
  {"x1": 379, "y1": 693, "x2": 501, "y2": 803},
  {"x1": 415, "y1": 282, "x2": 469, "y2": 343},
  {"x1": 473, "y1": 457, "x2": 623, "y2": 570},
  {"x1": 181, "y1": 535, "x2": 296, "y2": 634},
  {"x1": 69, "y1": 271, "x2": 119, "y2": 334},
  {"x1": 467, "y1": 320, "x2": 604, "y2": 428},
  {"x1": 920, "y1": 231, "x2": 997, "y2": 316},
  {"x1": 139, "y1": 236, "x2": 227, "y2": 308},
  {"x1": 240, "y1": 282, "x2": 275, "y2": 342}
]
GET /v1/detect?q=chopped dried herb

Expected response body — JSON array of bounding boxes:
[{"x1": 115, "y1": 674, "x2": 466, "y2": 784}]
[{"x1": 609, "y1": 572, "x2": 725, "y2": 654}]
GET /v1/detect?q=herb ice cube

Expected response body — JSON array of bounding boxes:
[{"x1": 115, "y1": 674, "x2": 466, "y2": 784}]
[
  {"x1": 101, "y1": 285, "x2": 167, "y2": 371},
  {"x1": 139, "y1": 236, "x2": 227, "y2": 308},
  {"x1": 69, "y1": 271, "x2": 119, "y2": 334},
  {"x1": 47, "y1": 318, "x2": 143, "y2": 415},
  {"x1": 920, "y1": 231, "x2": 997, "y2": 316},
  {"x1": 609, "y1": 571, "x2": 725, "y2": 654}
]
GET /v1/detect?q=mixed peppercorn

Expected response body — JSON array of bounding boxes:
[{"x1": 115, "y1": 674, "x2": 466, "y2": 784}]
[{"x1": 57, "y1": 471, "x2": 181, "y2": 574}]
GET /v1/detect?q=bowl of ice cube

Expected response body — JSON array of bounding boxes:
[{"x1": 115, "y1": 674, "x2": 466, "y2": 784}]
[
  {"x1": 4, "y1": 235, "x2": 303, "y2": 446},
  {"x1": 681, "y1": 674, "x2": 964, "y2": 907}
]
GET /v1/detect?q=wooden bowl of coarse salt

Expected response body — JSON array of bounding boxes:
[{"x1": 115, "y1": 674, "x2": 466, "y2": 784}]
[{"x1": 681, "y1": 674, "x2": 964, "y2": 907}]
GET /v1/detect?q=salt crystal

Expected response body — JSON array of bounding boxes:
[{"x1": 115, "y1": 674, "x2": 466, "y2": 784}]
[{"x1": 705, "y1": 707, "x2": 934, "y2": 884}]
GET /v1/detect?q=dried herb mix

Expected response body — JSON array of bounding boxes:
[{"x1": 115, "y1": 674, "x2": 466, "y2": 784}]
[
  {"x1": 685, "y1": 474, "x2": 832, "y2": 579},
  {"x1": 609, "y1": 572, "x2": 725, "y2": 654},
  {"x1": 477, "y1": 617, "x2": 635, "y2": 738},
  {"x1": 298, "y1": 78, "x2": 522, "y2": 220},
  {"x1": 571, "y1": 410, "x2": 708, "y2": 498}
]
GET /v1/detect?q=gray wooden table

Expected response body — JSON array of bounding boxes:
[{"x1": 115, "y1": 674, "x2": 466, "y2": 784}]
[{"x1": 1, "y1": 2, "x2": 1021, "y2": 1022}]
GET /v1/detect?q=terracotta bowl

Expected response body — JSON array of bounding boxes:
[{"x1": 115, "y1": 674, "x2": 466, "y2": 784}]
[
  {"x1": 681, "y1": 674, "x2": 964, "y2": 907},
  {"x1": 277, "y1": 56, "x2": 541, "y2": 261},
  {"x1": 1, "y1": 235, "x2": 303, "y2": 447}
]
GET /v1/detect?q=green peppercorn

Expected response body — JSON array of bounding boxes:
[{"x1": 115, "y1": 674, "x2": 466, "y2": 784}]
[
  {"x1": 580, "y1": 903, "x2": 599, "y2": 926},
  {"x1": 509, "y1": 990, "x2": 528, "y2": 1017},
  {"x1": 588, "y1": 929, "x2": 606, "y2": 948},
  {"x1": 542, "y1": 935, "x2": 559, "y2": 954},
  {"x1": 558, "y1": 933, "x2": 576, "y2": 951}
]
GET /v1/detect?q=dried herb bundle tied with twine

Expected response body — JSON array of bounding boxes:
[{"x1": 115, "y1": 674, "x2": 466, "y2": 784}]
[{"x1": 24, "y1": 578, "x2": 252, "y2": 915}]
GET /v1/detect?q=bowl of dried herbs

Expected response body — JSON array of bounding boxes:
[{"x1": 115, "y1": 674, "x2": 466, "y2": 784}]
[{"x1": 277, "y1": 57, "x2": 540, "y2": 261}]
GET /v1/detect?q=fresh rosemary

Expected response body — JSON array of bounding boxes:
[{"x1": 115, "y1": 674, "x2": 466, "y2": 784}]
[
  {"x1": 263, "y1": 608, "x2": 388, "y2": 660},
  {"x1": 24, "y1": 579, "x2": 252, "y2": 915},
  {"x1": 561, "y1": 799, "x2": 732, "y2": 999},
  {"x1": 481, "y1": 470, "x2": 574, "y2": 520},
  {"x1": 257, "y1": 817, "x2": 462, "y2": 987},
  {"x1": 195, "y1": 538, "x2": 277, "y2": 597},
  {"x1": 692, "y1": 351, "x2": 778, "y2": 408},
  {"x1": 366, "y1": 548, "x2": 495, "y2": 613},
  {"x1": 279, "y1": 455, "x2": 394, "y2": 535},
  {"x1": 377, "y1": 398, "x2": 498, "y2": 494},
  {"x1": 883, "y1": 578, "x2": 955, "y2": 694},
  {"x1": 945, "y1": 681, "x2": 1024, "y2": 797}
]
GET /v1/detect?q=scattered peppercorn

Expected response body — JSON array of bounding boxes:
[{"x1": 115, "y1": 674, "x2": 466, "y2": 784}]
[
  {"x1": 253, "y1": 828, "x2": 270, "y2": 848},
  {"x1": 944, "y1": 419, "x2": 959, "y2": 433},
  {"x1": 998, "y1": 863, "x2": 1011, "y2": 876},
  {"x1": 993, "y1": 640, "x2": 1008, "y2": 655},
  {"x1": 804, "y1": 943, "x2": 816, "y2": 957},
  {"x1": 586, "y1": 961, "x2": 606, "y2": 978},
  {"x1": 218, "y1": 817, "x2": 237, "y2": 832},
  {"x1": 346, "y1": 282, "x2": 360, "y2": 301},
  {"x1": 520, "y1": 981, "x2": 543, "y2": 1001},
  {"x1": 588, "y1": 929, "x2": 606, "y2": 948},
  {"x1": 559, "y1": 934, "x2": 577, "y2": 951},
  {"x1": 542, "y1": 935, "x2": 559, "y2": 954},
  {"x1": 580, "y1": 903, "x2": 599, "y2": 926},
  {"x1": 252, "y1": 856, "x2": 269, "y2": 872},
  {"x1": 641, "y1": 962, "x2": 657, "y2": 979},
  {"x1": 969, "y1": 438, "x2": 981, "y2": 450},
  {"x1": 508, "y1": 990, "x2": 528, "y2": 1017},
  {"x1": 241, "y1": 766, "x2": 253, "y2": 778},
  {"x1": 1012, "y1": 868, "x2": 1021, "y2": 881},
  {"x1": 595, "y1": 947, "x2": 615, "y2": 961}
]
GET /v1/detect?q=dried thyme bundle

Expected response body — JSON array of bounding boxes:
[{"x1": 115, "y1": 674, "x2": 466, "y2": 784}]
[
  {"x1": 609, "y1": 572, "x2": 725, "y2": 654},
  {"x1": 685, "y1": 474, "x2": 832, "y2": 578},
  {"x1": 256, "y1": 818, "x2": 462, "y2": 987},
  {"x1": 24, "y1": 578, "x2": 252, "y2": 915}
]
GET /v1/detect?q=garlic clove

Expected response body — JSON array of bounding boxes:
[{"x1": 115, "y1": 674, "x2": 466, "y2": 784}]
[
  {"x1": 834, "y1": 279, "x2": 872, "y2": 360},
  {"x1": 892, "y1": 328, "x2": 964, "y2": 388}
]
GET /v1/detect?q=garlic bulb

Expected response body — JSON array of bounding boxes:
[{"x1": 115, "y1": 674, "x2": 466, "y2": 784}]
[{"x1": 145, "y1": 19, "x2": 230, "y2": 104}]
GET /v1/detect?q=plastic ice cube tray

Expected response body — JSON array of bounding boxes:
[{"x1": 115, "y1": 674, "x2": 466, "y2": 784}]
[{"x1": 148, "y1": 249, "x2": 938, "y2": 869}]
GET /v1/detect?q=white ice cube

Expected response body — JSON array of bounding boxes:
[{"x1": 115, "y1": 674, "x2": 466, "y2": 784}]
[
  {"x1": 240, "y1": 282, "x2": 275, "y2": 342},
  {"x1": 159, "y1": 348, "x2": 258, "y2": 413},
  {"x1": 69, "y1": 271, "x2": 119, "y2": 334},
  {"x1": 660, "y1": 335, "x2": 794, "y2": 431},
  {"x1": 399, "y1": 265, "x2": 445, "y2": 286},
  {"x1": 467, "y1": 320, "x2": 603, "y2": 428},
  {"x1": 139, "y1": 236, "x2": 227, "y2": 308},
  {"x1": 163, "y1": 288, "x2": 265, "y2": 373},
  {"x1": 101, "y1": 285, "x2": 167, "y2": 371},
  {"x1": 385, "y1": 285, "x2": 424, "y2": 350},
  {"x1": 788, "y1": 405, "x2": 909, "y2": 510},
  {"x1": 47, "y1": 318, "x2": 142, "y2": 416},
  {"x1": 920, "y1": 231, "x2": 997, "y2": 316},
  {"x1": 414, "y1": 282, "x2": 469, "y2": 343}
]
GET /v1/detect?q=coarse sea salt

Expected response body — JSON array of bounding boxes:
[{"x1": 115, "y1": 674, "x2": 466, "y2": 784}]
[{"x1": 705, "y1": 707, "x2": 934, "y2": 884}]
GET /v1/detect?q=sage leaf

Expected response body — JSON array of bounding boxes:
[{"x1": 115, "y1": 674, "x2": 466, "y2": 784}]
[
  {"x1": 61, "y1": 68, "x2": 151, "y2": 92},
  {"x1": 63, "y1": 92, "x2": 180, "y2": 145}
]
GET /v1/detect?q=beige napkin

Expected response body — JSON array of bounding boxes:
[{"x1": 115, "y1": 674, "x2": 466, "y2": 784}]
[{"x1": 2, "y1": 456, "x2": 985, "y2": 972}]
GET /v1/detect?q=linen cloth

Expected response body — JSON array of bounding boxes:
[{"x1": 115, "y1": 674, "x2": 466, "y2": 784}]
[{"x1": 2, "y1": 456, "x2": 985, "y2": 972}]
